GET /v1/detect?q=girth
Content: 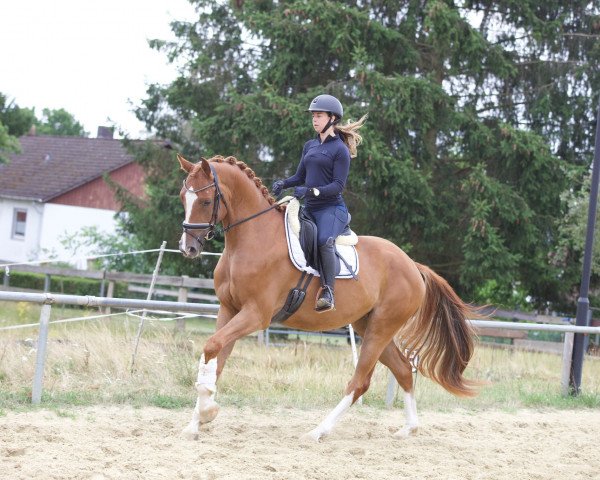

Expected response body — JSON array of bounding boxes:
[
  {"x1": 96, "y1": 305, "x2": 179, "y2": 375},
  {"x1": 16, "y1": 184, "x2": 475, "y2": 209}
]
[{"x1": 271, "y1": 271, "x2": 314, "y2": 324}]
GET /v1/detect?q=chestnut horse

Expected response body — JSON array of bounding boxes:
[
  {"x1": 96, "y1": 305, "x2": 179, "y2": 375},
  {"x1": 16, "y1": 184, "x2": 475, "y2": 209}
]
[{"x1": 177, "y1": 154, "x2": 478, "y2": 441}]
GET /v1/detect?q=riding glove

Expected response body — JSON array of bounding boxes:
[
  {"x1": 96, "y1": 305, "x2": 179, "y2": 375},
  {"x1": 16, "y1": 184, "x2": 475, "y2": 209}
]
[{"x1": 271, "y1": 180, "x2": 285, "y2": 196}]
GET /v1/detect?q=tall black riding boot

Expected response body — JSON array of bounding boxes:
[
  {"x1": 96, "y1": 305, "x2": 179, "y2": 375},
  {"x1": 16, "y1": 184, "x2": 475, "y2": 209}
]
[{"x1": 316, "y1": 241, "x2": 337, "y2": 312}]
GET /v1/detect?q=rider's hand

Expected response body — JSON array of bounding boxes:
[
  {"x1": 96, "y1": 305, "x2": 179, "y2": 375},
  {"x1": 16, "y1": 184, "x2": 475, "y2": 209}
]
[
  {"x1": 294, "y1": 186, "x2": 320, "y2": 199},
  {"x1": 271, "y1": 180, "x2": 285, "y2": 196},
  {"x1": 293, "y1": 186, "x2": 308, "y2": 198}
]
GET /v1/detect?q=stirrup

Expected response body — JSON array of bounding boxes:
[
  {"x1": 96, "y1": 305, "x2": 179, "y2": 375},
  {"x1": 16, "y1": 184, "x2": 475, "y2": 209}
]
[{"x1": 315, "y1": 286, "x2": 335, "y2": 313}]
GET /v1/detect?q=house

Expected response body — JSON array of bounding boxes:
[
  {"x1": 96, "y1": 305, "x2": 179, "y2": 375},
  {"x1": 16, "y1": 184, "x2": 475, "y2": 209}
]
[{"x1": 0, "y1": 127, "x2": 145, "y2": 268}]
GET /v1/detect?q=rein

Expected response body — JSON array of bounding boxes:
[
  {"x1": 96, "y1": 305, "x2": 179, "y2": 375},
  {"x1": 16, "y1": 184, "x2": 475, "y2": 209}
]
[
  {"x1": 181, "y1": 163, "x2": 286, "y2": 243},
  {"x1": 221, "y1": 202, "x2": 282, "y2": 232}
]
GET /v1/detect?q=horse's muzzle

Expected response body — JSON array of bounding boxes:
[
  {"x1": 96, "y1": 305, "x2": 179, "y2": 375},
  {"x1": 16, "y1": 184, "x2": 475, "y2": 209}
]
[{"x1": 179, "y1": 234, "x2": 204, "y2": 259}]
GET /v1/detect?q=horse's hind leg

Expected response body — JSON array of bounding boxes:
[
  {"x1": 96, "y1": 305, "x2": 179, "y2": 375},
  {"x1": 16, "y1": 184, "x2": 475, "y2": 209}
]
[
  {"x1": 302, "y1": 366, "x2": 376, "y2": 443},
  {"x1": 303, "y1": 316, "x2": 392, "y2": 442},
  {"x1": 377, "y1": 341, "x2": 419, "y2": 437}
]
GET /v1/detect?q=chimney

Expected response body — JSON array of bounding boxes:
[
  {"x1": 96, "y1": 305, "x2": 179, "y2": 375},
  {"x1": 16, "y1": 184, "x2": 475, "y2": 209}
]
[
  {"x1": 28, "y1": 124, "x2": 37, "y2": 136},
  {"x1": 97, "y1": 126, "x2": 114, "y2": 139}
]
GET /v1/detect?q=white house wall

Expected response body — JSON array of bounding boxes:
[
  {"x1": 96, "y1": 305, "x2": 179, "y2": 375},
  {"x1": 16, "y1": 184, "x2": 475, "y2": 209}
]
[
  {"x1": 0, "y1": 200, "x2": 119, "y2": 268},
  {"x1": 39, "y1": 204, "x2": 118, "y2": 268},
  {"x1": 0, "y1": 198, "x2": 44, "y2": 264}
]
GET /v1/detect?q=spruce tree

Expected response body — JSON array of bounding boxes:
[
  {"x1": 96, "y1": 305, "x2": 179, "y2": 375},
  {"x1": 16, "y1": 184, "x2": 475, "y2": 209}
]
[{"x1": 133, "y1": 0, "x2": 599, "y2": 308}]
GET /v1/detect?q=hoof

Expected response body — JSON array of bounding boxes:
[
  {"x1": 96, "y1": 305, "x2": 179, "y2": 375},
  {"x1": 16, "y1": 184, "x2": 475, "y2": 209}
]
[
  {"x1": 300, "y1": 428, "x2": 325, "y2": 443},
  {"x1": 181, "y1": 422, "x2": 199, "y2": 440},
  {"x1": 393, "y1": 425, "x2": 418, "y2": 438},
  {"x1": 199, "y1": 399, "x2": 220, "y2": 424}
]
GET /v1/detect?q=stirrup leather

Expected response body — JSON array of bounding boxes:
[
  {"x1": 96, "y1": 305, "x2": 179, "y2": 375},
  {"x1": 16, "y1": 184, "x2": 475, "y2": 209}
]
[{"x1": 315, "y1": 285, "x2": 335, "y2": 313}]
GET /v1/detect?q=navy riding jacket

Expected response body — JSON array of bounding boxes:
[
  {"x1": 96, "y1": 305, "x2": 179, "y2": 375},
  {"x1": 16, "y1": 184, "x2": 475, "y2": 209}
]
[{"x1": 281, "y1": 134, "x2": 351, "y2": 210}]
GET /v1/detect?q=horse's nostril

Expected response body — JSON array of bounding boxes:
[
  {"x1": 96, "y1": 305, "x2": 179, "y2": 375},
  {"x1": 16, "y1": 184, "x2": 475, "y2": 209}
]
[{"x1": 187, "y1": 246, "x2": 197, "y2": 256}]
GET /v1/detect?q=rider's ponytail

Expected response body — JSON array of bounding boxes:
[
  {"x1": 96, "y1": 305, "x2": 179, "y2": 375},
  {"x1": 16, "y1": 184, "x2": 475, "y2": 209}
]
[{"x1": 335, "y1": 115, "x2": 367, "y2": 158}]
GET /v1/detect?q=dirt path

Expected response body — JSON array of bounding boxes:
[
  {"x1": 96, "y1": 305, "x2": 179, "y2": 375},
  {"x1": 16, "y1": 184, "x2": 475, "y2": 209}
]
[{"x1": 1, "y1": 405, "x2": 598, "y2": 480}]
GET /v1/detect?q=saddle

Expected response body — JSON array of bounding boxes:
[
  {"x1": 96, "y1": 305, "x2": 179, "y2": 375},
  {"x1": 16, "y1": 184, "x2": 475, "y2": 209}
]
[
  {"x1": 271, "y1": 197, "x2": 359, "y2": 324},
  {"x1": 285, "y1": 198, "x2": 359, "y2": 279}
]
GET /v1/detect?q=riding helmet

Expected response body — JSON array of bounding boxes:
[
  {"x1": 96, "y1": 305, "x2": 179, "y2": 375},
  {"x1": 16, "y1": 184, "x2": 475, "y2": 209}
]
[{"x1": 307, "y1": 94, "x2": 343, "y2": 119}]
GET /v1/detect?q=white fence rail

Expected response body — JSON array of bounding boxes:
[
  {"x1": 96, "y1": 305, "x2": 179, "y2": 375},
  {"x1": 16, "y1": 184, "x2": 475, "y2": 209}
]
[
  {"x1": 2, "y1": 291, "x2": 600, "y2": 405},
  {"x1": 0, "y1": 290, "x2": 219, "y2": 404},
  {"x1": 471, "y1": 319, "x2": 600, "y2": 399}
]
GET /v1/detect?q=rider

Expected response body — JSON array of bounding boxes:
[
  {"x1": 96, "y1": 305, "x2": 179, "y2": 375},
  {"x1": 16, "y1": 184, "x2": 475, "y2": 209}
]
[{"x1": 272, "y1": 94, "x2": 366, "y2": 312}]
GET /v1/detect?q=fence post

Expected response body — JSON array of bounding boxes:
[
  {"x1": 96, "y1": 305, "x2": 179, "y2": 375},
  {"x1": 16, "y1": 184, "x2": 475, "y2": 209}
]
[
  {"x1": 43, "y1": 274, "x2": 51, "y2": 292},
  {"x1": 32, "y1": 302, "x2": 52, "y2": 404},
  {"x1": 561, "y1": 332, "x2": 575, "y2": 396},
  {"x1": 105, "y1": 281, "x2": 115, "y2": 314},
  {"x1": 385, "y1": 370, "x2": 397, "y2": 408},
  {"x1": 3, "y1": 267, "x2": 8, "y2": 288},
  {"x1": 176, "y1": 276, "x2": 189, "y2": 333},
  {"x1": 131, "y1": 241, "x2": 167, "y2": 371},
  {"x1": 348, "y1": 324, "x2": 362, "y2": 405},
  {"x1": 99, "y1": 269, "x2": 107, "y2": 297}
]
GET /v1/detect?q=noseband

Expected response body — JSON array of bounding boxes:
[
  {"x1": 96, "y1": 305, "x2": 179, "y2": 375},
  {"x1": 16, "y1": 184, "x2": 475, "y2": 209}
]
[{"x1": 181, "y1": 163, "x2": 284, "y2": 247}]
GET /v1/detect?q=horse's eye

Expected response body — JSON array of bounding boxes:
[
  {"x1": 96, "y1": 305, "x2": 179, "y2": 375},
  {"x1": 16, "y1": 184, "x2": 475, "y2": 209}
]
[{"x1": 202, "y1": 200, "x2": 212, "y2": 207}]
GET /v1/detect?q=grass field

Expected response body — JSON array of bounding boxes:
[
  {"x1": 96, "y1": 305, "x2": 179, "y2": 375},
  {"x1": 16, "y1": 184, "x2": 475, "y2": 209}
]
[{"x1": 1, "y1": 300, "x2": 599, "y2": 413}]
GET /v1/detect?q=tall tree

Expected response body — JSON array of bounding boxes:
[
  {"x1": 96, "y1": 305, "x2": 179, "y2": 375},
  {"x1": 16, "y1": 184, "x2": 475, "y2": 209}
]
[
  {"x1": 134, "y1": 0, "x2": 599, "y2": 308},
  {"x1": 0, "y1": 122, "x2": 20, "y2": 164},
  {"x1": 0, "y1": 94, "x2": 36, "y2": 162},
  {"x1": 0, "y1": 93, "x2": 36, "y2": 137},
  {"x1": 35, "y1": 108, "x2": 87, "y2": 137}
]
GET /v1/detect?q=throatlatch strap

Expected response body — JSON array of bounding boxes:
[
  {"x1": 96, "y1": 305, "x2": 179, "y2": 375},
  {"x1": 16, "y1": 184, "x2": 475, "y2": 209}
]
[{"x1": 271, "y1": 272, "x2": 314, "y2": 324}]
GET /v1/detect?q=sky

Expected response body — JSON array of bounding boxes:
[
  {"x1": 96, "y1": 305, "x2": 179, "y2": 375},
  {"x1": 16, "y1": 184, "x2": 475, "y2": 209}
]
[{"x1": 0, "y1": 0, "x2": 198, "y2": 139}]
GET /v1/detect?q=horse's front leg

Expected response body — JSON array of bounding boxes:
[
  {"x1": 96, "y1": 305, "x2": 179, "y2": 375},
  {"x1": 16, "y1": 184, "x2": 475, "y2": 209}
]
[{"x1": 182, "y1": 304, "x2": 264, "y2": 438}]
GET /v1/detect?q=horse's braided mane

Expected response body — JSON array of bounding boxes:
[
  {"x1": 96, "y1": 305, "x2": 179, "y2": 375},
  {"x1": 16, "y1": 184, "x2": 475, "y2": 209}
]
[{"x1": 192, "y1": 155, "x2": 285, "y2": 212}]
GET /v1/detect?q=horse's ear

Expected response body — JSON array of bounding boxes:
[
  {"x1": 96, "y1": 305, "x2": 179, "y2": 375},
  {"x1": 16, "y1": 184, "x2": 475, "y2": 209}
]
[
  {"x1": 177, "y1": 153, "x2": 194, "y2": 173},
  {"x1": 200, "y1": 157, "x2": 212, "y2": 178}
]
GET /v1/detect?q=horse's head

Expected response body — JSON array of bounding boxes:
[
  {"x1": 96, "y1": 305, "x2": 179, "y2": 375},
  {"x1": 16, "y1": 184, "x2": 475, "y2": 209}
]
[{"x1": 178, "y1": 154, "x2": 226, "y2": 258}]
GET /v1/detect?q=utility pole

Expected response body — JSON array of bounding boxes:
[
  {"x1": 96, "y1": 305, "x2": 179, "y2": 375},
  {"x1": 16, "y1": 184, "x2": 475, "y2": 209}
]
[{"x1": 570, "y1": 102, "x2": 600, "y2": 395}]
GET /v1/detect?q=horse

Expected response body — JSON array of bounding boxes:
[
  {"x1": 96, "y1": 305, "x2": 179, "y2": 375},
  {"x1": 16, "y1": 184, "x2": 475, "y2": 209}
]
[{"x1": 177, "y1": 154, "x2": 479, "y2": 441}]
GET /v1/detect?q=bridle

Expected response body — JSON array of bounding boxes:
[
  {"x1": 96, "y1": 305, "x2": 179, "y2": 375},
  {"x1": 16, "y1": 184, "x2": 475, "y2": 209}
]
[
  {"x1": 181, "y1": 163, "x2": 227, "y2": 246},
  {"x1": 181, "y1": 163, "x2": 284, "y2": 247}
]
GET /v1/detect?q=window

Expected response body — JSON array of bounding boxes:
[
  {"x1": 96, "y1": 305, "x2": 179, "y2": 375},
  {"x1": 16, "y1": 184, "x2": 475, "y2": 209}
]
[{"x1": 12, "y1": 209, "x2": 27, "y2": 239}]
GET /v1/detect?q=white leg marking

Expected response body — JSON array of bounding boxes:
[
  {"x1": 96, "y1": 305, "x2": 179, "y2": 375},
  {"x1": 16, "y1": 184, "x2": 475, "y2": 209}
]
[
  {"x1": 182, "y1": 354, "x2": 219, "y2": 439},
  {"x1": 393, "y1": 391, "x2": 419, "y2": 438},
  {"x1": 303, "y1": 392, "x2": 354, "y2": 442}
]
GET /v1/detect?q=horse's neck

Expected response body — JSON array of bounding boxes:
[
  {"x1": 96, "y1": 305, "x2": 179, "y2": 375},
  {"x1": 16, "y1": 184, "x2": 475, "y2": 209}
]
[{"x1": 222, "y1": 172, "x2": 283, "y2": 252}]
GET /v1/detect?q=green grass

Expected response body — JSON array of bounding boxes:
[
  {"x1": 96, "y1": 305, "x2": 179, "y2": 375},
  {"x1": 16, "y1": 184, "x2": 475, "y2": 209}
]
[{"x1": 1, "y1": 300, "x2": 599, "y2": 413}]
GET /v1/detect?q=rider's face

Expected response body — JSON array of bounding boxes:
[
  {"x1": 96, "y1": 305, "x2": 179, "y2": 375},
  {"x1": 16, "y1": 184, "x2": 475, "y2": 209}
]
[{"x1": 312, "y1": 111, "x2": 332, "y2": 133}]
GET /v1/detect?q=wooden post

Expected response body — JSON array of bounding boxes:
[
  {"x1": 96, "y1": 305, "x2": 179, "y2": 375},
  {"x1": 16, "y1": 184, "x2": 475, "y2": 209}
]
[
  {"x1": 176, "y1": 276, "x2": 189, "y2": 333},
  {"x1": 43, "y1": 274, "x2": 51, "y2": 292},
  {"x1": 2, "y1": 267, "x2": 8, "y2": 288},
  {"x1": 99, "y1": 269, "x2": 107, "y2": 297},
  {"x1": 105, "y1": 281, "x2": 115, "y2": 314}
]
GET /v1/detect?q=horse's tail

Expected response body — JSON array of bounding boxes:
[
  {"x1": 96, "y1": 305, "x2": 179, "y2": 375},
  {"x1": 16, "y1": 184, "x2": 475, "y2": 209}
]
[{"x1": 395, "y1": 263, "x2": 480, "y2": 397}]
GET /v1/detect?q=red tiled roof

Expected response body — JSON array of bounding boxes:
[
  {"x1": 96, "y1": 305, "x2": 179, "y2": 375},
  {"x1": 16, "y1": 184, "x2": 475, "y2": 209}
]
[{"x1": 0, "y1": 135, "x2": 135, "y2": 202}]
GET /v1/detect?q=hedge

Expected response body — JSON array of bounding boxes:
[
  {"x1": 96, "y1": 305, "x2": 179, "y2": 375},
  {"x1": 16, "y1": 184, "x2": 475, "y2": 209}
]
[{"x1": 0, "y1": 271, "x2": 130, "y2": 298}]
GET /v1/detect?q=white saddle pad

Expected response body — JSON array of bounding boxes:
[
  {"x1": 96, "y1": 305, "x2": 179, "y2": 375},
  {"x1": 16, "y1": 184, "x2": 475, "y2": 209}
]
[{"x1": 283, "y1": 198, "x2": 359, "y2": 279}]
